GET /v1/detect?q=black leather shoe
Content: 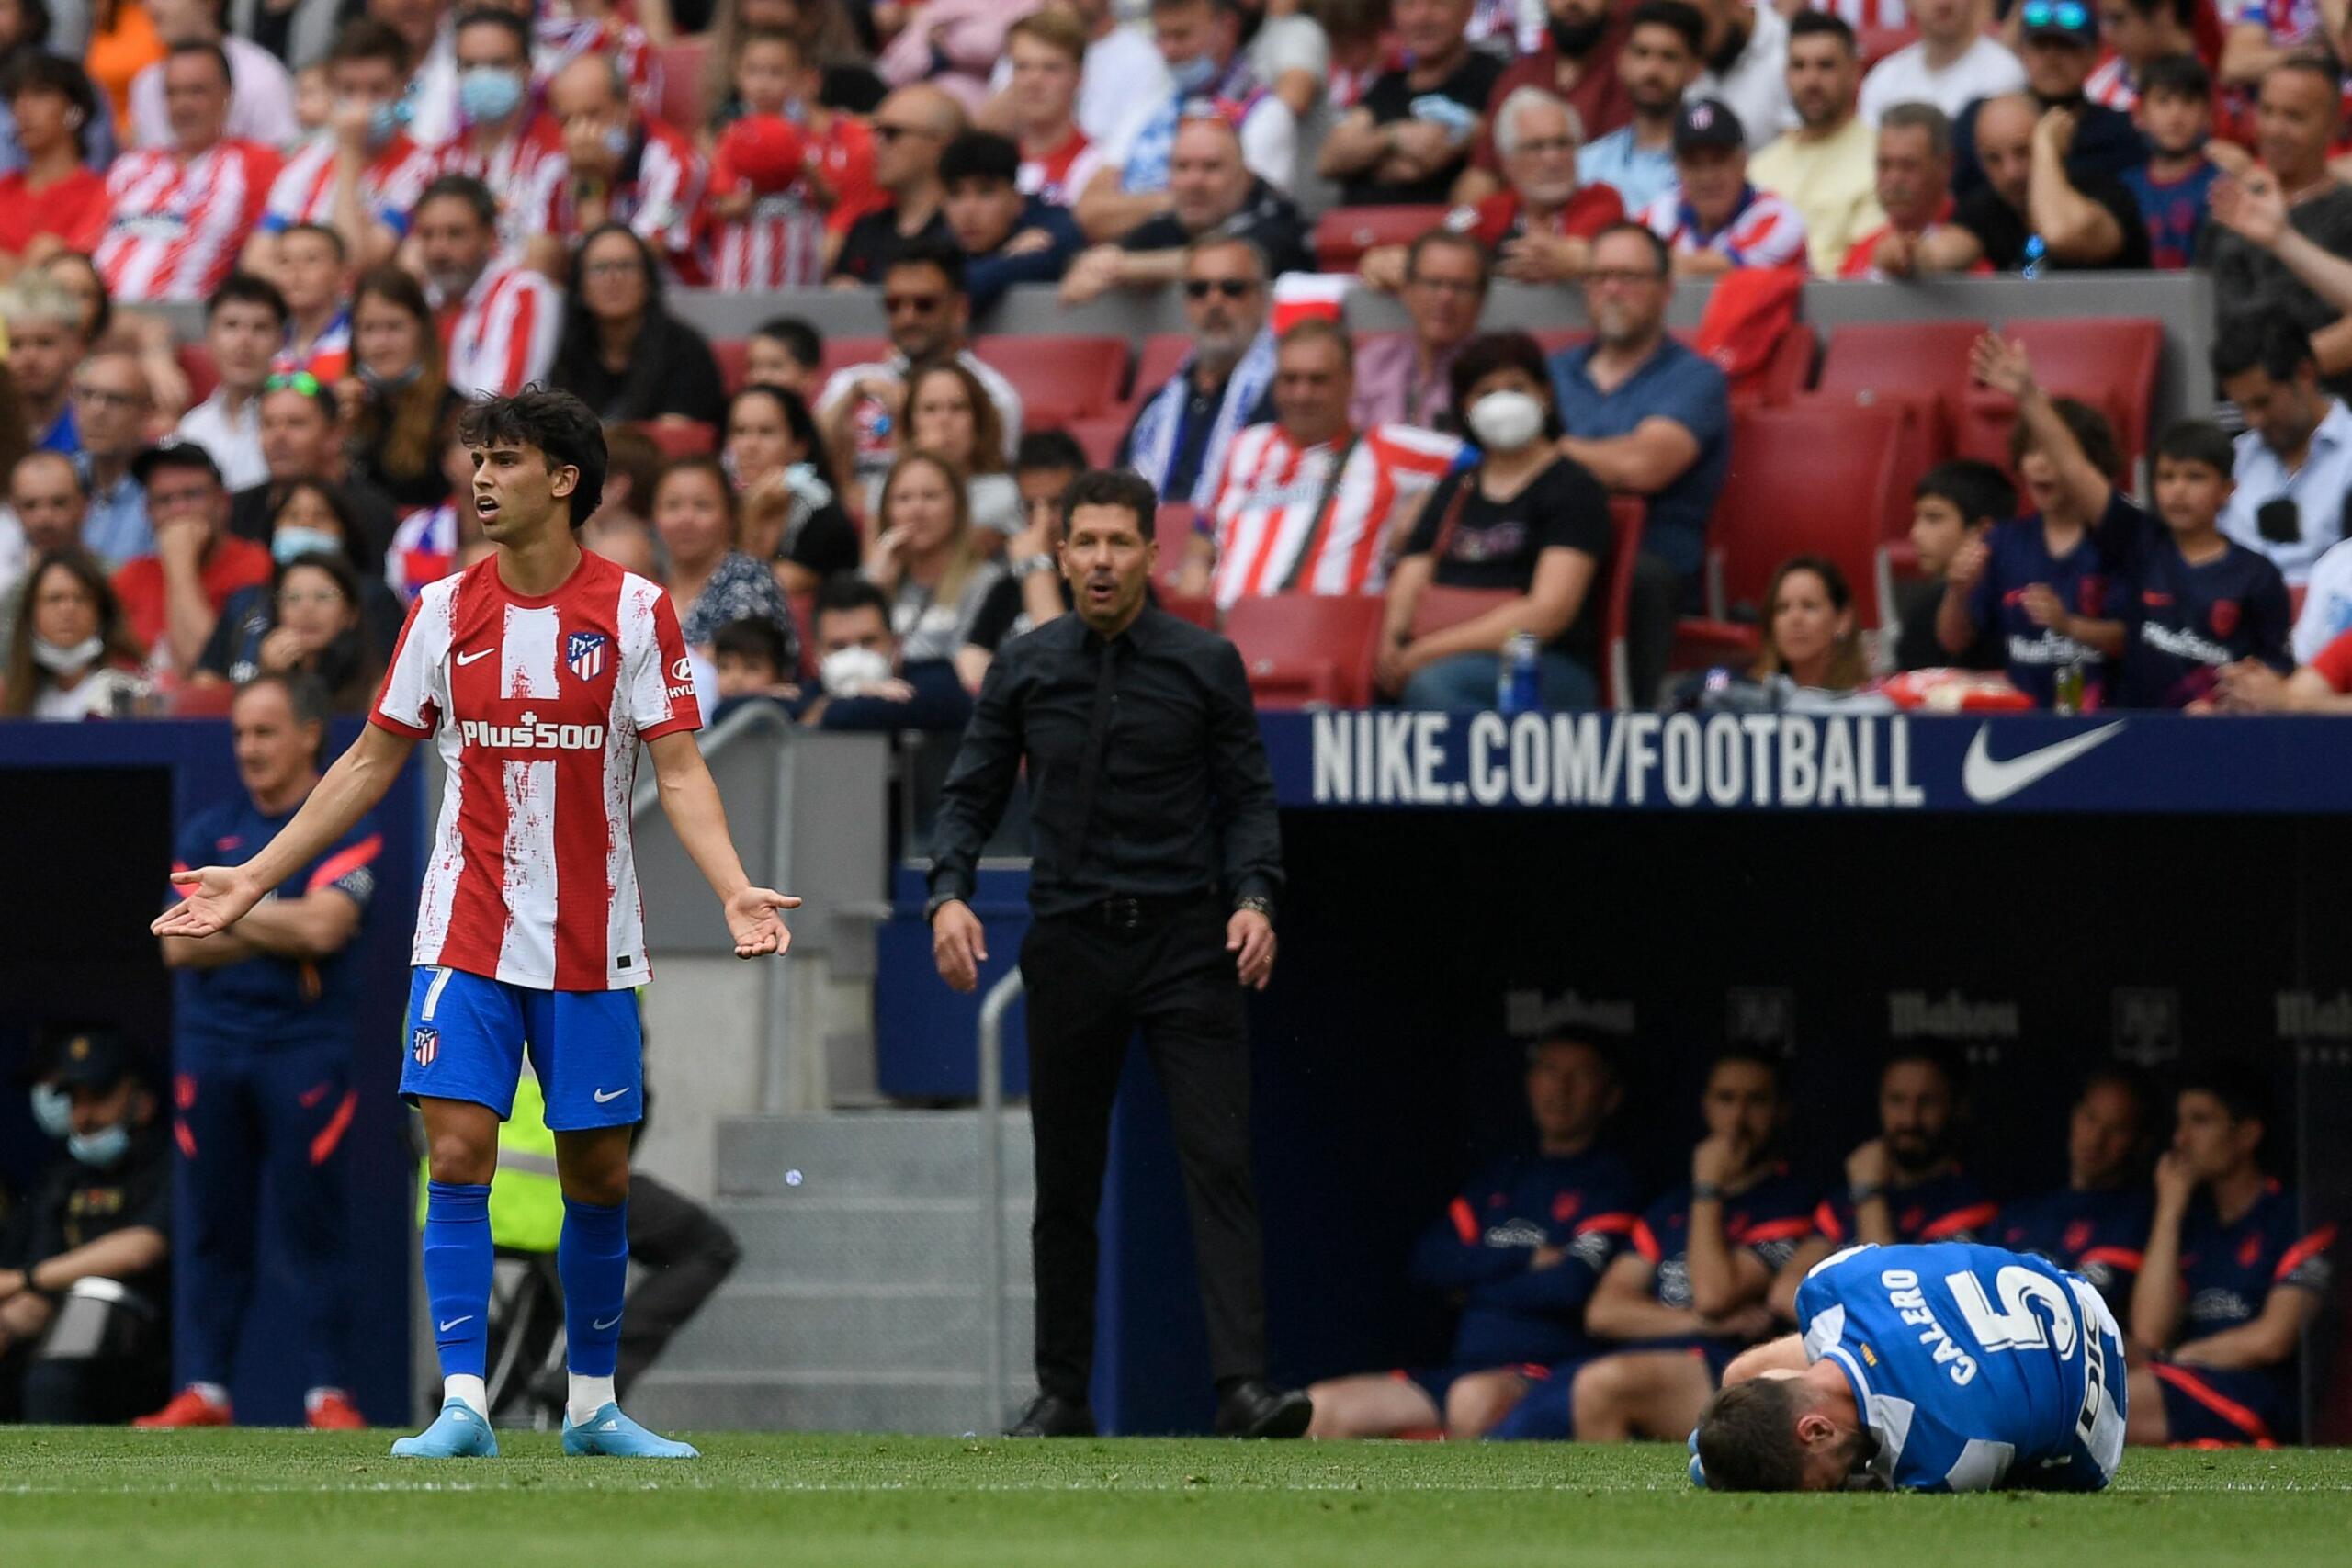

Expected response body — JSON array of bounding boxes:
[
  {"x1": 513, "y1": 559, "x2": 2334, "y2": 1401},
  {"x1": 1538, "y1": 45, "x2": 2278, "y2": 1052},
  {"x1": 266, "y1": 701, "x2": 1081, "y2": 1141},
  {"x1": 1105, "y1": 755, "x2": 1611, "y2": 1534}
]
[
  {"x1": 1007, "y1": 1393, "x2": 1097, "y2": 1438},
  {"x1": 1215, "y1": 1379, "x2": 1312, "y2": 1438}
]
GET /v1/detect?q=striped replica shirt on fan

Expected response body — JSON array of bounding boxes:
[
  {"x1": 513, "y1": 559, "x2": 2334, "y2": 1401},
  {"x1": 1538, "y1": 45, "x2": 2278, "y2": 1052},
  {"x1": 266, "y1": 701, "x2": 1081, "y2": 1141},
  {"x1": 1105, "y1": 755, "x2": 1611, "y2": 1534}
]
[
  {"x1": 274, "y1": 310, "x2": 353, "y2": 385},
  {"x1": 442, "y1": 260, "x2": 562, "y2": 398},
  {"x1": 1637, "y1": 182, "x2": 1810, "y2": 269},
  {"x1": 1017, "y1": 127, "x2": 1106, "y2": 208},
  {"x1": 370, "y1": 552, "x2": 702, "y2": 991},
  {"x1": 539, "y1": 118, "x2": 707, "y2": 265},
  {"x1": 259, "y1": 132, "x2": 436, "y2": 238},
  {"x1": 430, "y1": 113, "x2": 569, "y2": 252},
  {"x1": 95, "y1": 140, "x2": 283, "y2": 302},
  {"x1": 1204, "y1": 422, "x2": 1464, "y2": 609}
]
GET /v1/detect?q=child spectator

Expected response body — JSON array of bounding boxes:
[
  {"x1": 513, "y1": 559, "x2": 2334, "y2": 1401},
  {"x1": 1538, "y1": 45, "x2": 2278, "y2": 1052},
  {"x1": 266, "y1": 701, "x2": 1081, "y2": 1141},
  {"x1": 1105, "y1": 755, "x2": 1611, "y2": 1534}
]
[
  {"x1": 1893, "y1": 459, "x2": 2014, "y2": 673},
  {"x1": 939, "y1": 130, "x2": 1084, "y2": 311},
  {"x1": 1938, "y1": 337, "x2": 2131, "y2": 707},
  {"x1": 706, "y1": 30, "x2": 840, "y2": 289},
  {"x1": 713, "y1": 615, "x2": 798, "y2": 704},
  {"x1": 747, "y1": 316, "x2": 823, "y2": 398},
  {"x1": 2119, "y1": 54, "x2": 2220, "y2": 271},
  {"x1": 1973, "y1": 333, "x2": 2293, "y2": 709}
]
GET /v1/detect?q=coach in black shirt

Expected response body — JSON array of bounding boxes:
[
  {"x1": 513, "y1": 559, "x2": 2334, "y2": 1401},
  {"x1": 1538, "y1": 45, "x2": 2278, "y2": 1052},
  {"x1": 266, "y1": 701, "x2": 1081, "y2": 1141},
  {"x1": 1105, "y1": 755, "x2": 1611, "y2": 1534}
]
[{"x1": 927, "y1": 468, "x2": 1306, "y2": 1441}]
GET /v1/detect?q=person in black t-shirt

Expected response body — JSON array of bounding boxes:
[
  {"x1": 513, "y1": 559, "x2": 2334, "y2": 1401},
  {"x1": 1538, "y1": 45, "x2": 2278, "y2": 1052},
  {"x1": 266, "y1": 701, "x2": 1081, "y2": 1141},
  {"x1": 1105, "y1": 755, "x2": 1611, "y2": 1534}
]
[
  {"x1": 1918, "y1": 94, "x2": 2146, "y2": 273},
  {"x1": 1317, "y1": 0, "x2": 1507, "y2": 206},
  {"x1": 548, "y1": 224, "x2": 729, "y2": 430},
  {"x1": 1380, "y1": 332, "x2": 1613, "y2": 710},
  {"x1": 829, "y1": 85, "x2": 963, "y2": 286},
  {"x1": 0, "y1": 1029, "x2": 172, "y2": 1425},
  {"x1": 1893, "y1": 459, "x2": 2014, "y2": 673}
]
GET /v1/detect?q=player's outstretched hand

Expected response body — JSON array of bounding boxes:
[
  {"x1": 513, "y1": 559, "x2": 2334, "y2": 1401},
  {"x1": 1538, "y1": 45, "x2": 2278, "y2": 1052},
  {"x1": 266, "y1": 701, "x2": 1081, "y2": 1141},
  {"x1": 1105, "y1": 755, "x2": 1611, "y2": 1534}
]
[
  {"x1": 151, "y1": 866, "x2": 263, "y2": 939},
  {"x1": 725, "y1": 886, "x2": 802, "y2": 958}
]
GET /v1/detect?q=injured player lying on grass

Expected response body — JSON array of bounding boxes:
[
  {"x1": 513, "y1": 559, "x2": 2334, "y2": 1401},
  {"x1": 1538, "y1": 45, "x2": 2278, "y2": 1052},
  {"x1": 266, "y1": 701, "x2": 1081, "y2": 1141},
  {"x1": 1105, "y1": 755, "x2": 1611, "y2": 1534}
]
[{"x1": 1688, "y1": 1240, "x2": 2128, "y2": 1493}]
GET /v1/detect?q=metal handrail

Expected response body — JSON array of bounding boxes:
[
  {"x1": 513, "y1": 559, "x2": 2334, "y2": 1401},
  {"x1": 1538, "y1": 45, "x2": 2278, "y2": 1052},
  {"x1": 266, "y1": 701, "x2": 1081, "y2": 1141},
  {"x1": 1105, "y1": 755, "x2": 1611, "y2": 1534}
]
[
  {"x1": 977, "y1": 964, "x2": 1025, "y2": 1434},
  {"x1": 628, "y1": 697, "x2": 793, "y2": 815}
]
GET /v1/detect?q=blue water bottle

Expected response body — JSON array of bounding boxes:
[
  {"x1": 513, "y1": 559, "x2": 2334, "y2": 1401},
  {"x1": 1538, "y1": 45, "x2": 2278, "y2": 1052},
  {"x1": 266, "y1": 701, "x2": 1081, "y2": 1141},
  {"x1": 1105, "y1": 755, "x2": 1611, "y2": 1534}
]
[{"x1": 1498, "y1": 632, "x2": 1541, "y2": 714}]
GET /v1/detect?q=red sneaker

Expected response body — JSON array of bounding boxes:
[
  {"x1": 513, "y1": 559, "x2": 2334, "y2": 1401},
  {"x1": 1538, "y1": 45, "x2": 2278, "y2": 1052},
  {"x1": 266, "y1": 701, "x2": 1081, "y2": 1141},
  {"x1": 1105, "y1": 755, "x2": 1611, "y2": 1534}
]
[
  {"x1": 305, "y1": 1391, "x2": 368, "y2": 1430},
  {"x1": 134, "y1": 1387, "x2": 232, "y2": 1427}
]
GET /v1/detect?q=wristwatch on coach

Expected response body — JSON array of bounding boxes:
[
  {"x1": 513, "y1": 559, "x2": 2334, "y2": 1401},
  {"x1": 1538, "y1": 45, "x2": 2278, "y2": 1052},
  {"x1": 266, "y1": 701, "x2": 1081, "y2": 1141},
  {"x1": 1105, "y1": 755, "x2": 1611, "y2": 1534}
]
[
  {"x1": 1233, "y1": 895, "x2": 1275, "y2": 923},
  {"x1": 1012, "y1": 554, "x2": 1057, "y2": 579}
]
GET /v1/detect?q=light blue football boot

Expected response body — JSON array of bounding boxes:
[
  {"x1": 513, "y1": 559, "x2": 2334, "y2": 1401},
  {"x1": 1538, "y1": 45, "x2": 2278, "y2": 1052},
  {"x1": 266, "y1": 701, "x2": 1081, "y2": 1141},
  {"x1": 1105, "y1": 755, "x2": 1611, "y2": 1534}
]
[
  {"x1": 561, "y1": 1402, "x2": 699, "y2": 1458},
  {"x1": 390, "y1": 1400, "x2": 499, "y2": 1458}
]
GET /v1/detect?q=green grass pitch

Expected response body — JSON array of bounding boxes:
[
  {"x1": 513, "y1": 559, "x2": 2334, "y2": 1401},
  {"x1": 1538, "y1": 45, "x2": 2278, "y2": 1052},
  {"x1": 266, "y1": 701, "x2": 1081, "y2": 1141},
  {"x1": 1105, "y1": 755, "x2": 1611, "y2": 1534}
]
[{"x1": 2, "y1": 1429, "x2": 2345, "y2": 1568}]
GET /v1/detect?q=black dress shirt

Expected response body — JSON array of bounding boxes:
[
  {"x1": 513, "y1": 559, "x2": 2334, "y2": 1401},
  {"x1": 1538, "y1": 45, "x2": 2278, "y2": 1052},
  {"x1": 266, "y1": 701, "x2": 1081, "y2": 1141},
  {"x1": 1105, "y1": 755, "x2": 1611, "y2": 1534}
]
[{"x1": 928, "y1": 605, "x2": 1283, "y2": 919}]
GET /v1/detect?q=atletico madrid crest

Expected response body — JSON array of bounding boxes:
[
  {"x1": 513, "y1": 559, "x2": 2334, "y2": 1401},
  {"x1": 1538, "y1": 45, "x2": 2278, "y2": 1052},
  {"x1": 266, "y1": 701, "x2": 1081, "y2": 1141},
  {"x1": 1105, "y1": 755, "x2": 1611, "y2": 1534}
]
[
  {"x1": 412, "y1": 1026, "x2": 439, "y2": 1066},
  {"x1": 567, "y1": 631, "x2": 609, "y2": 682}
]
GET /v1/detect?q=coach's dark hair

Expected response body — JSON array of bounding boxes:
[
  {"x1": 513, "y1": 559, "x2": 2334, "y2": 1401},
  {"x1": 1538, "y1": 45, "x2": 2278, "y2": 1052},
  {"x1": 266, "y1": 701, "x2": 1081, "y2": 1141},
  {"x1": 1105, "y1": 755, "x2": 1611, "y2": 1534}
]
[
  {"x1": 458, "y1": 388, "x2": 607, "y2": 524},
  {"x1": 1059, "y1": 468, "x2": 1160, "y2": 536},
  {"x1": 1916, "y1": 457, "x2": 2016, "y2": 528},
  {"x1": 1451, "y1": 332, "x2": 1561, "y2": 441},
  {"x1": 207, "y1": 271, "x2": 289, "y2": 329},
  {"x1": 2211, "y1": 314, "x2": 2315, "y2": 386},
  {"x1": 2007, "y1": 395, "x2": 2121, "y2": 482},
  {"x1": 416, "y1": 174, "x2": 501, "y2": 231},
  {"x1": 2155, "y1": 419, "x2": 2235, "y2": 475},
  {"x1": 1695, "y1": 1380, "x2": 1809, "y2": 1492},
  {"x1": 2177, "y1": 1059, "x2": 2274, "y2": 1133}
]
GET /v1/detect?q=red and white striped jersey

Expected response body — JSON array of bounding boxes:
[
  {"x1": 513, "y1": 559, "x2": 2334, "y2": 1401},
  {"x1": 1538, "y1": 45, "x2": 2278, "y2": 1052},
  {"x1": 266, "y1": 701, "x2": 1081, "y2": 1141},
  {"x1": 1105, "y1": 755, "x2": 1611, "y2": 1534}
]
[
  {"x1": 2085, "y1": 55, "x2": 2136, "y2": 111},
  {"x1": 1813, "y1": 0, "x2": 1907, "y2": 27},
  {"x1": 533, "y1": 15, "x2": 661, "y2": 101},
  {"x1": 1637, "y1": 183, "x2": 1810, "y2": 270},
  {"x1": 370, "y1": 551, "x2": 702, "y2": 990},
  {"x1": 442, "y1": 260, "x2": 562, "y2": 398},
  {"x1": 1205, "y1": 422, "x2": 1463, "y2": 608},
  {"x1": 261, "y1": 132, "x2": 437, "y2": 236},
  {"x1": 539, "y1": 117, "x2": 707, "y2": 261},
  {"x1": 95, "y1": 141, "x2": 283, "y2": 303},
  {"x1": 275, "y1": 310, "x2": 353, "y2": 385},
  {"x1": 706, "y1": 198, "x2": 830, "y2": 289},
  {"x1": 1017, "y1": 127, "x2": 1105, "y2": 208},
  {"x1": 430, "y1": 112, "x2": 569, "y2": 252}
]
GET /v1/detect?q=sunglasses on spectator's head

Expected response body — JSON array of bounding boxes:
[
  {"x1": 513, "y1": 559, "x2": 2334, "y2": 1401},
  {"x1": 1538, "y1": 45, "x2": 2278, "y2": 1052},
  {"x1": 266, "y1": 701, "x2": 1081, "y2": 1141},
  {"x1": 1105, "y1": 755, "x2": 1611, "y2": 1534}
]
[
  {"x1": 266, "y1": 370, "x2": 328, "y2": 399},
  {"x1": 1184, "y1": 278, "x2": 1255, "y2": 299},
  {"x1": 2019, "y1": 0, "x2": 2091, "y2": 32}
]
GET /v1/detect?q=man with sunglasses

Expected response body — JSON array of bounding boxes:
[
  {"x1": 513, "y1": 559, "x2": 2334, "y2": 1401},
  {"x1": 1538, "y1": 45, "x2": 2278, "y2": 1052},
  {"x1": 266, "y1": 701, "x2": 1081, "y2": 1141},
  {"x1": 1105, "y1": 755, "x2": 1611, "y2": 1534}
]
[
  {"x1": 175, "y1": 273, "x2": 288, "y2": 495},
  {"x1": 1118, "y1": 235, "x2": 1279, "y2": 512},
  {"x1": 1059, "y1": 113, "x2": 1310, "y2": 303},
  {"x1": 829, "y1": 85, "x2": 965, "y2": 286},
  {"x1": 814, "y1": 240, "x2": 1023, "y2": 492},
  {"x1": 1951, "y1": 0, "x2": 2146, "y2": 200}
]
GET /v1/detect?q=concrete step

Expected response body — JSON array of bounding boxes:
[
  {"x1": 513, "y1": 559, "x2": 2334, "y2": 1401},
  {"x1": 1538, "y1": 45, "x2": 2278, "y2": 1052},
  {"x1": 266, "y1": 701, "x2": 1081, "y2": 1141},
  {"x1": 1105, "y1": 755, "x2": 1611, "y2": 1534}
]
[
  {"x1": 714, "y1": 1110, "x2": 1034, "y2": 1199},
  {"x1": 625, "y1": 1367, "x2": 1037, "y2": 1436},
  {"x1": 718, "y1": 1194, "x2": 1032, "y2": 1286},
  {"x1": 654, "y1": 1283, "x2": 1033, "y2": 1377}
]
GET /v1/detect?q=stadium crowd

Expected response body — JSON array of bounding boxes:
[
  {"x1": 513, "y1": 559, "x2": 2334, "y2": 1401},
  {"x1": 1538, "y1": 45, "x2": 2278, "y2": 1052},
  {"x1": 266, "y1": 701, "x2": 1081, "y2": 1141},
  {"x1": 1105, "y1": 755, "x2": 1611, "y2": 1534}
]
[{"x1": 2, "y1": 0, "x2": 2352, "y2": 720}]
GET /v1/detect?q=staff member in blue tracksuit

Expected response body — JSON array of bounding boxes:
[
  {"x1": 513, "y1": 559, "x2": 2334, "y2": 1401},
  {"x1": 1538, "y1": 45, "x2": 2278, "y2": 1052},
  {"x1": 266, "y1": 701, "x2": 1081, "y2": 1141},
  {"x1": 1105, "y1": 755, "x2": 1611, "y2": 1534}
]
[{"x1": 141, "y1": 671, "x2": 381, "y2": 1430}]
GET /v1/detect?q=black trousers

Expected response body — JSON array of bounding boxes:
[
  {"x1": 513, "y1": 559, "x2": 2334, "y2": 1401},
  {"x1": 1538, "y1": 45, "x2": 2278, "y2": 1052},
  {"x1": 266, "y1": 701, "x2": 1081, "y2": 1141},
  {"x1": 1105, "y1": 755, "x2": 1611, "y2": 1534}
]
[{"x1": 1022, "y1": 897, "x2": 1265, "y2": 1403}]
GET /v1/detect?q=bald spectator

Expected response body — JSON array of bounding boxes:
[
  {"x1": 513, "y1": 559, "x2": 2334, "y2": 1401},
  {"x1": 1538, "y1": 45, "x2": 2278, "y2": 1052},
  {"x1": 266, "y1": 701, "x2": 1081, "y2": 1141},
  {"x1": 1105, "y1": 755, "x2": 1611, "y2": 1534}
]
[
  {"x1": 95, "y1": 42, "x2": 283, "y2": 304},
  {"x1": 1074, "y1": 0, "x2": 1298, "y2": 243},
  {"x1": 1577, "y1": 1, "x2": 1709, "y2": 216},
  {"x1": 73, "y1": 353, "x2": 159, "y2": 570},
  {"x1": 1903, "y1": 94, "x2": 2147, "y2": 275},
  {"x1": 0, "y1": 452, "x2": 87, "y2": 649},
  {"x1": 1117, "y1": 234, "x2": 1278, "y2": 510},
  {"x1": 1319, "y1": 0, "x2": 1503, "y2": 205},
  {"x1": 2201, "y1": 60, "x2": 2352, "y2": 400},
  {"x1": 544, "y1": 54, "x2": 707, "y2": 274},
  {"x1": 129, "y1": 0, "x2": 299, "y2": 152},
  {"x1": 1750, "y1": 12, "x2": 1883, "y2": 276},
  {"x1": 1458, "y1": 0, "x2": 1635, "y2": 209},
  {"x1": 1951, "y1": 0, "x2": 2146, "y2": 200},
  {"x1": 1638, "y1": 98, "x2": 1809, "y2": 274},
  {"x1": 1858, "y1": 0, "x2": 2024, "y2": 124},
  {"x1": 4, "y1": 276, "x2": 92, "y2": 456},
  {"x1": 1059, "y1": 114, "x2": 1311, "y2": 302},
  {"x1": 831, "y1": 85, "x2": 964, "y2": 285},
  {"x1": 1688, "y1": 0, "x2": 1793, "y2": 148},
  {"x1": 1839, "y1": 104, "x2": 1980, "y2": 279},
  {"x1": 110, "y1": 443, "x2": 271, "y2": 676},
  {"x1": 1350, "y1": 230, "x2": 1487, "y2": 434}
]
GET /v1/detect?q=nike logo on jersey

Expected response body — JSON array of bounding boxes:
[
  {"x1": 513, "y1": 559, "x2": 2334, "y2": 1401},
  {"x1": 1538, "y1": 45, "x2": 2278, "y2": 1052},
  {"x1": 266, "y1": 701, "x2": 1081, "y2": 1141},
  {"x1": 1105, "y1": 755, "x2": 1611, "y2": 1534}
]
[
  {"x1": 437, "y1": 1315, "x2": 474, "y2": 1333},
  {"x1": 1960, "y1": 722, "x2": 2125, "y2": 805},
  {"x1": 592, "y1": 1314, "x2": 622, "y2": 1330},
  {"x1": 456, "y1": 648, "x2": 495, "y2": 666},
  {"x1": 593, "y1": 1087, "x2": 631, "y2": 1103}
]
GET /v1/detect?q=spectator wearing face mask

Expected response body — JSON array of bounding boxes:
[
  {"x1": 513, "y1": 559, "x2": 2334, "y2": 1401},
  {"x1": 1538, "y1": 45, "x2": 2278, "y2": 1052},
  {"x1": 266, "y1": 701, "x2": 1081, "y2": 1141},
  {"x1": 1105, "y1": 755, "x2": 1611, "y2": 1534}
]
[
  {"x1": 243, "y1": 20, "x2": 437, "y2": 276},
  {"x1": 200, "y1": 481, "x2": 404, "y2": 702},
  {"x1": 0, "y1": 548, "x2": 149, "y2": 718},
  {"x1": 791, "y1": 571, "x2": 974, "y2": 730},
  {"x1": 425, "y1": 7, "x2": 564, "y2": 256}
]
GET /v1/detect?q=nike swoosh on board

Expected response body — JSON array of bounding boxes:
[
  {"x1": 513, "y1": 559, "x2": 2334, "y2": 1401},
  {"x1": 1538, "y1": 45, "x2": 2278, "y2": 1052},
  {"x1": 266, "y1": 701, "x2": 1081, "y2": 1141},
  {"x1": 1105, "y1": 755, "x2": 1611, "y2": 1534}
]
[{"x1": 1960, "y1": 721, "x2": 2126, "y2": 805}]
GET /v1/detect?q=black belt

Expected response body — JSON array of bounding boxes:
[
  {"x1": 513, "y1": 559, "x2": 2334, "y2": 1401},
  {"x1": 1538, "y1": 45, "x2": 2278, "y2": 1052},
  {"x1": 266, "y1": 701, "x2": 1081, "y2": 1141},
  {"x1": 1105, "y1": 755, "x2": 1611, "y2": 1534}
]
[{"x1": 1063, "y1": 893, "x2": 1214, "y2": 932}]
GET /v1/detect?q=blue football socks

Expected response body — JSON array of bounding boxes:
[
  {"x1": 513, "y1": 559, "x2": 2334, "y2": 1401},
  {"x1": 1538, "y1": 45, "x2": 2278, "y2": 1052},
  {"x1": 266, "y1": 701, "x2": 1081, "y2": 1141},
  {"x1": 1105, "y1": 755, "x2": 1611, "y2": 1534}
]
[{"x1": 422, "y1": 1181, "x2": 493, "y2": 1386}]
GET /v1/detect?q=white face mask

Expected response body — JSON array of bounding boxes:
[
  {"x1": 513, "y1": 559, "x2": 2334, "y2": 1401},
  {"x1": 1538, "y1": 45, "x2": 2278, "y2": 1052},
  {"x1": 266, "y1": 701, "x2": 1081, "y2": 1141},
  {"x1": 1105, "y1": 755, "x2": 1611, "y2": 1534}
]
[
  {"x1": 820, "y1": 645, "x2": 893, "y2": 698},
  {"x1": 30, "y1": 634, "x2": 102, "y2": 675},
  {"x1": 1467, "y1": 389, "x2": 1545, "y2": 453}
]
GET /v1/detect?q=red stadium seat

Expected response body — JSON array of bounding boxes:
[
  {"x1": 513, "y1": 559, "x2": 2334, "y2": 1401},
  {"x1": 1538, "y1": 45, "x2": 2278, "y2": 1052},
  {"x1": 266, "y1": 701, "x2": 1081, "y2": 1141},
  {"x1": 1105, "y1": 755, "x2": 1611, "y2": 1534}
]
[
  {"x1": 1117, "y1": 332, "x2": 1193, "y2": 422},
  {"x1": 1672, "y1": 322, "x2": 1816, "y2": 407},
  {"x1": 1809, "y1": 320, "x2": 1986, "y2": 533},
  {"x1": 1225, "y1": 595, "x2": 1385, "y2": 707},
  {"x1": 788, "y1": 591, "x2": 818, "y2": 680},
  {"x1": 1954, "y1": 317, "x2": 2162, "y2": 478},
  {"x1": 658, "y1": 41, "x2": 708, "y2": 133},
  {"x1": 819, "y1": 335, "x2": 891, "y2": 384},
  {"x1": 1312, "y1": 206, "x2": 1450, "y2": 272},
  {"x1": 177, "y1": 344, "x2": 219, "y2": 405},
  {"x1": 1155, "y1": 502, "x2": 1200, "y2": 582},
  {"x1": 1159, "y1": 591, "x2": 1217, "y2": 628},
  {"x1": 1602, "y1": 496, "x2": 1645, "y2": 710},
  {"x1": 1067, "y1": 414, "x2": 1127, "y2": 468},
  {"x1": 168, "y1": 681, "x2": 234, "y2": 716},
  {"x1": 1689, "y1": 401, "x2": 1905, "y2": 643},
  {"x1": 972, "y1": 334, "x2": 1130, "y2": 425},
  {"x1": 714, "y1": 339, "x2": 748, "y2": 396},
  {"x1": 634, "y1": 421, "x2": 717, "y2": 458},
  {"x1": 1409, "y1": 584, "x2": 1516, "y2": 638}
]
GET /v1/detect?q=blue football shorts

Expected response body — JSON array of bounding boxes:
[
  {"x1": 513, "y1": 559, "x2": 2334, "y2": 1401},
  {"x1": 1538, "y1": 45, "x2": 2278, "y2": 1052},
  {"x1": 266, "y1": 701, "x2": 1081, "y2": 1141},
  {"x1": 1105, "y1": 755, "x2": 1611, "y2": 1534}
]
[{"x1": 401, "y1": 965, "x2": 644, "y2": 1131}]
